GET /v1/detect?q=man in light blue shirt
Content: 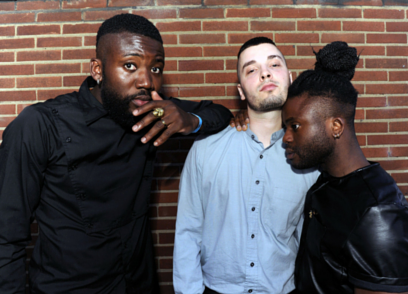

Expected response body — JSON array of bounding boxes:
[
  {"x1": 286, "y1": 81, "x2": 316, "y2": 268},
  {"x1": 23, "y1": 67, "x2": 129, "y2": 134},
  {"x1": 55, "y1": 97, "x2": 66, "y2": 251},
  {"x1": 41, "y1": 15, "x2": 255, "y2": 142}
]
[{"x1": 173, "y1": 37, "x2": 320, "y2": 294}]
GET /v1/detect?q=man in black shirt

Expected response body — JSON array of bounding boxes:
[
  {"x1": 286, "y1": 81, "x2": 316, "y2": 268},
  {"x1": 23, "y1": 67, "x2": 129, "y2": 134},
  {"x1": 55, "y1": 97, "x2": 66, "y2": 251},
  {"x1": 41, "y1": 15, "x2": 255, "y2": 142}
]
[
  {"x1": 282, "y1": 42, "x2": 408, "y2": 294},
  {"x1": 0, "y1": 14, "x2": 232, "y2": 294}
]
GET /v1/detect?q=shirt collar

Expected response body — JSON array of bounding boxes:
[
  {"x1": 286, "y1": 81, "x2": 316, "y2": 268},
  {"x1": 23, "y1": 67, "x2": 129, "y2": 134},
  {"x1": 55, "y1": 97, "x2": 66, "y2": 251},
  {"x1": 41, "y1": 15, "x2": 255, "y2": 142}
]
[
  {"x1": 78, "y1": 76, "x2": 108, "y2": 126},
  {"x1": 245, "y1": 127, "x2": 284, "y2": 147}
]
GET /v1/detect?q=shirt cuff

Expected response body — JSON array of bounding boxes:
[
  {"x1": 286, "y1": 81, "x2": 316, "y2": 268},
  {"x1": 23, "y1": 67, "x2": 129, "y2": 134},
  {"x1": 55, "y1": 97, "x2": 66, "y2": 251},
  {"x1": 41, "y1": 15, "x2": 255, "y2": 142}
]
[{"x1": 189, "y1": 113, "x2": 202, "y2": 133}]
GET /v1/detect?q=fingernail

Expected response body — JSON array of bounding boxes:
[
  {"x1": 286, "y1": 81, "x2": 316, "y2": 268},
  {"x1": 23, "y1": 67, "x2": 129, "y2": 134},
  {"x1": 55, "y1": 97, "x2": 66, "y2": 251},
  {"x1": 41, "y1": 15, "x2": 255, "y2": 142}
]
[
  {"x1": 133, "y1": 125, "x2": 139, "y2": 132},
  {"x1": 153, "y1": 142, "x2": 158, "y2": 146},
  {"x1": 133, "y1": 110, "x2": 138, "y2": 115},
  {"x1": 141, "y1": 137, "x2": 146, "y2": 143}
]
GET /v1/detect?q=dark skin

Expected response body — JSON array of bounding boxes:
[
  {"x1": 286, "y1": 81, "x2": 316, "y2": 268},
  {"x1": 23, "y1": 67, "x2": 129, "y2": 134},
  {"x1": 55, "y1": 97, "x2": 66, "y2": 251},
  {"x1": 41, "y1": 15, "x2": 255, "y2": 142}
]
[
  {"x1": 283, "y1": 94, "x2": 407, "y2": 294},
  {"x1": 90, "y1": 32, "x2": 199, "y2": 147}
]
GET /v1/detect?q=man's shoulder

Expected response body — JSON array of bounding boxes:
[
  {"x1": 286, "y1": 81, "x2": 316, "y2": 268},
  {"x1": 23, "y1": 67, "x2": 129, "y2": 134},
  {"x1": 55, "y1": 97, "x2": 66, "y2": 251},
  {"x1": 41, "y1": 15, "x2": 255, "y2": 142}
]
[{"x1": 193, "y1": 126, "x2": 242, "y2": 148}]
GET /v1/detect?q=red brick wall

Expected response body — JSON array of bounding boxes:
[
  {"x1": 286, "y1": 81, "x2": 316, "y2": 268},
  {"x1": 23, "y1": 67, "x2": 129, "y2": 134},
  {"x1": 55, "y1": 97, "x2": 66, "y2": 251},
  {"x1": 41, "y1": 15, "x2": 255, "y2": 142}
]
[{"x1": 0, "y1": 1, "x2": 407, "y2": 293}]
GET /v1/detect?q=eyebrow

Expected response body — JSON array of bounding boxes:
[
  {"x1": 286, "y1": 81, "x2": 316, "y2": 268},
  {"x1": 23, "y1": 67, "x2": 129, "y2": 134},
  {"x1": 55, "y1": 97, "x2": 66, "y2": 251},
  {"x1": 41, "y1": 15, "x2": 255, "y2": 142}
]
[
  {"x1": 241, "y1": 55, "x2": 284, "y2": 72},
  {"x1": 122, "y1": 53, "x2": 164, "y2": 63}
]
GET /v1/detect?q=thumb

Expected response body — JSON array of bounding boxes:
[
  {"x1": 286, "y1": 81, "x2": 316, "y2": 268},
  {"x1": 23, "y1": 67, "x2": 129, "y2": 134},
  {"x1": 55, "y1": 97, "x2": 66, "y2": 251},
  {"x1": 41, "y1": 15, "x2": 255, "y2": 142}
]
[{"x1": 151, "y1": 91, "x2": 163, "y2": 101}]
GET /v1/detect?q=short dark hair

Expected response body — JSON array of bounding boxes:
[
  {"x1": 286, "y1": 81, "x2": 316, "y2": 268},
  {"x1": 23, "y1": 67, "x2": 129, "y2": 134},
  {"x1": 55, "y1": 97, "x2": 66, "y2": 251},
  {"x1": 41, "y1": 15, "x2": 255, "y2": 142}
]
[
  {"x1": 96, "y1": 13, "x2": 163, "y2": 50},
  {"x1": 237, "y1": 37, "x2": 276, "y2": 60},
  {"x1": 287, "y1": 41, "x2": 360, "y2": 127}
]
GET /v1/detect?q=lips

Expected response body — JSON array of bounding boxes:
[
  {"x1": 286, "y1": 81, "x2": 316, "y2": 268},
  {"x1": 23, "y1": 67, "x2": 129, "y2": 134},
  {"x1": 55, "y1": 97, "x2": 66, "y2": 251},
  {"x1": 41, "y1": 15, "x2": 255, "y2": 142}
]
[
  {"x1": 260, "y1": 82, "x2": 277, "y2": 92},
  {"x1": 131, "y1": 95, "x2": 151, "y2": 107},
  {"x1": 285, "y1": 148, "x2": 296, "y2": 160}
]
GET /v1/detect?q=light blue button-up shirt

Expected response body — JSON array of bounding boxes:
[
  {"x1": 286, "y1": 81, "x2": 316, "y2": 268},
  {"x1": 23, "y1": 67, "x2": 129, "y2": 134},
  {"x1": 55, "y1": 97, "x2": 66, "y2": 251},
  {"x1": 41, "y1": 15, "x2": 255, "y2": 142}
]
[{"x1": 173, "y1": 126, "x2": 320, "y2": 294}]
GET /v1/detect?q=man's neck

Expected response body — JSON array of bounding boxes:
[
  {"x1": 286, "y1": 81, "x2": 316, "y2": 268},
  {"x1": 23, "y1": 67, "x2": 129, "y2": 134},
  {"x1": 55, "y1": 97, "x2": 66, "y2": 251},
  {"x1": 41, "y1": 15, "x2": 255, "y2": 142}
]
[{"x1": 248, "y1": 107, "x2": 282, "y2": 148}]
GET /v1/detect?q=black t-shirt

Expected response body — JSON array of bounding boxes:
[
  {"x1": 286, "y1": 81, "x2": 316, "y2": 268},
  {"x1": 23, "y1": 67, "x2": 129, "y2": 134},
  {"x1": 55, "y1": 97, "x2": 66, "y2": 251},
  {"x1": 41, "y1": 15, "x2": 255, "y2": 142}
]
[{"x1": 295, "y1": 163, "x2": 408, "y2": 294}]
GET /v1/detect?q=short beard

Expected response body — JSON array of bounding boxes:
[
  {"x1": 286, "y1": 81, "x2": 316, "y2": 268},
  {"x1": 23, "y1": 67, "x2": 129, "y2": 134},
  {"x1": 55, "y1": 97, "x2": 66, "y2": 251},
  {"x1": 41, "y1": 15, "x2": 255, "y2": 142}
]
[{"x1": 247, "y1": 94, "x2": 286, "y2": 112}]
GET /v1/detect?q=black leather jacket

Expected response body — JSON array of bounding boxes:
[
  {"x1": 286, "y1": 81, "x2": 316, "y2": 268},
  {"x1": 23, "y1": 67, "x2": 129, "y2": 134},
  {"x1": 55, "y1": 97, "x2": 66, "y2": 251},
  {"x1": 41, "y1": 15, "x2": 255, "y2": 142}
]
[{"x1": 295, "y1": 162, "x2": 408, "y2": 294}]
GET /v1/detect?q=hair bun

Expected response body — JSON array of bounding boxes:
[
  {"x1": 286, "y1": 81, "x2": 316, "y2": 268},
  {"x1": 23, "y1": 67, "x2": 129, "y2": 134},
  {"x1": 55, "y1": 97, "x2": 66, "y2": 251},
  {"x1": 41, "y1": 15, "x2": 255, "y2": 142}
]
[{"x1": 314, "y1": 41, "x2": 359, "y2": 81}]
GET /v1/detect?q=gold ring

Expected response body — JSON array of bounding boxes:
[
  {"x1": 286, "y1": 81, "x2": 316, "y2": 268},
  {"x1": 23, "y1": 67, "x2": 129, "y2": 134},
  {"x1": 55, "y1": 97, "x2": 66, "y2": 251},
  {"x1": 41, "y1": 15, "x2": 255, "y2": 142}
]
[
  {"x1": 152, "y1": 108, "x2": 164, "y2": 118},
  {"x1": 161, "y1": 120, "x2": 167, "y2": 127}
]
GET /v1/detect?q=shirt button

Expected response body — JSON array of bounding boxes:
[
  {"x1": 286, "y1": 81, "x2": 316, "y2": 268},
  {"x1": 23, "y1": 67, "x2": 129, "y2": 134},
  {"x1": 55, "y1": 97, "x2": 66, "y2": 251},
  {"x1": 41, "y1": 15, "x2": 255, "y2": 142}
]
[
  {"x1": 255, "y1": 180, "x2": 259, "y2": 185},
  {"x1": 251, "y1": 234, "x2": 255, "y2": 238},
  {"x1": 260, "y1": 155, "x2": 263, "y2": 159},
  {"x1": 251, "y1": 207, "x2": 255, "y2": 211},
  {"x1": 248, "y1": 289, "x2": 253, "y2": 293},
  {"x1": 251, "y1": 135, "x2": 254, "y2": 139},
  {"x1": 66, "y1": 137, "x2": 72, "y2": 143},
  {"x1": 250, "y1": 262, "x2": 254, "y2": 267},
  {"x1": 52, "y1": 109, "x2": 58, "y2": 115}
]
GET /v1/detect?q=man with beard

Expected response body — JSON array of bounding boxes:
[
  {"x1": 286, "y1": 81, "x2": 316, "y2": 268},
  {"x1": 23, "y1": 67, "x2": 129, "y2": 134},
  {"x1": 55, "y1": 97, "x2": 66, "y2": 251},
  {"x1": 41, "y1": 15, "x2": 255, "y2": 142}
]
[
  {"x1": 282, "y1": 41, "x2": 408, "y2": 294},
  {"x1": 173, "y1": 37, "x2": 319, "y2": 294},
  {"x1": 0, "y1": 14, "x2": 233, "y2": 294}
]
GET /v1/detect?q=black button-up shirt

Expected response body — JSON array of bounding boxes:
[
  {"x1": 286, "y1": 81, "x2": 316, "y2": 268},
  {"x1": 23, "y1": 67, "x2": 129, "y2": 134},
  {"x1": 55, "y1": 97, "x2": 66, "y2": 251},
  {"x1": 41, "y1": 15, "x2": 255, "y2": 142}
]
[{"x1": 0, "y1": 77, "x2": 232, "y2": 294}]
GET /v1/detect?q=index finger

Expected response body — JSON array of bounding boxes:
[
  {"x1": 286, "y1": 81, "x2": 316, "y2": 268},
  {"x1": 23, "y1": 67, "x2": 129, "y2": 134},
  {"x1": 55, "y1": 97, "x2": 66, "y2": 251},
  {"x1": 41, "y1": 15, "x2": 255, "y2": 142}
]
[{"x1": 133, "y1": 100, "x2": 167, "y2": 116}]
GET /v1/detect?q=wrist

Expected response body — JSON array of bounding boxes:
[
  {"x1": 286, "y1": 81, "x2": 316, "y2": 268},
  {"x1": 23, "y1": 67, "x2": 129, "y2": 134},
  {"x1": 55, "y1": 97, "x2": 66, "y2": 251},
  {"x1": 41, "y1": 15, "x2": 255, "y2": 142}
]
[{"x1": 189, "y1": 113, "x2": 202, "y2": 133}]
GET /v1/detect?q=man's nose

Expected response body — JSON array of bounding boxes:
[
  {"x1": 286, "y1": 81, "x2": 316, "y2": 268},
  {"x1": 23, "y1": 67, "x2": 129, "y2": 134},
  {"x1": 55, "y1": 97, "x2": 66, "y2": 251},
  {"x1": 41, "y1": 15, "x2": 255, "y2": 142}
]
[
  {"x1": 135, "y1": 68, "x2": 153, "y2": 89},
  {"x1": 283, "y1": 130, "x2": 292, "y2": 144},
  {"x1": 260, "y1": 66, "x2": 272, "y2": 80}
]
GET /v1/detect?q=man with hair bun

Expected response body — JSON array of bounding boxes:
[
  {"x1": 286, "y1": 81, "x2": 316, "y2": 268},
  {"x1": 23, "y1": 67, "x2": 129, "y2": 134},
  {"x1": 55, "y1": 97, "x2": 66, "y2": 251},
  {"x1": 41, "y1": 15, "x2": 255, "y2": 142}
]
[
  {"x1": 0, "y1": 13, "x2": 233, "y2": 293},
  {"x1": 282, "y1": 41, "x2": 408, "y2": 294}
]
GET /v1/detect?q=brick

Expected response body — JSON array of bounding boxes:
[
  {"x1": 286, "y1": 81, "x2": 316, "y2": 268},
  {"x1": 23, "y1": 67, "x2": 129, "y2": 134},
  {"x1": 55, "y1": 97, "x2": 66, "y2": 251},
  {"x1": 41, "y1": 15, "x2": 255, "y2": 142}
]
[
  {"x1": 204, "y1": 21, "x2": 248, "y2": 32},
  {"x1": 179, "y1": 8, "x2": 224, "y2": 19},
  {"x1": 352, "y1": 71, "x2": 387, "y2": 81},
  {"x1": 204, "y1": 0, "x2": 246, "y2": 4},
  {"x1": 0, "y1": 52, "x2": 14, "y2": 62},
  {"x1": 297, "y1": 45, "x2": 323, "y2": 56},
  {"x1": 63, "y1": 49, "x2": 95, "y2": 60},
  {"x1": 151, "y1": 219, "x2": 175, "y2": 230},
  {"x1": 318, "y1": 8, "x2": 361, "y2": 18},
  {"x1": 226, "y1": 85, "x2": 239, "y2": 97},
  {"x1": 361, "y1": 147, "x2": 389, "y2": 158},
  {"x1": 17, "y1": 103, "x2": 33, "y2": 114},
  {"x1": 62, "y1": 0, "x2": 106, "y2": 9},
  {"x1": 162, "y1": 34, "x2": 177, "y2": 45},
  {"x1": 153, "y1": 164, "x2": 180, "y2": 177},
  {"x1": 226, "y1": 59, "x2": 237, "y2": 70},
  {"x1": 297, "y1": 0, "x2": 337, "y2": 3},
  {"x1": 17, "y1": 1, "x2": 59, "y2": 10},
  {"x1": 251, "y1": 21, "x2": 295, "y2": 32},
  {"x1": 163, "y1": 60, "x2": 177, "y2": 71},
  {"x1": 180, "y1": 86, "x2": 224, "y2": 97},
  {"x1": 366, "y1": 58, "x2": 407, "y2": 68},
  {"x1": 0, "y1": 13, "x2": 35, "y2": 24},
  {"x1": 355, "y1": 122, "x2": 388, "y2": 133},
  {"x1": 368, "y1": 134, "x2": 408, "y2": 145},
  {"x1": 355, "y1": 46, "x2": 385, "y2": 56},
  {"x1": 340, "y1": 0, "x2": 382, "y2": 5},
  {"x1": 300, "y1": 20, "x2": 341, "y2": 31},
  {"x1": 163, "y1": 73, "x2": 204, "y2": 84},
  {"x1": 38, "y1": 89, "x2": 71, "y2": 101},
  {"x1": 63, "y1": 23, "x2": 101, "y2": 34},
  {"x1": 384, "y1": 0, "x2": 408, "y2": 5},
  {"x1": 391, "y1": 147, "x2": 408, "y2": 157},
  {"x1": 286, "y1": 58, "x2": 315, "y2": 69},
  {"x1": 387, "y1": 46, "x2": 408, "y2": 56},
  {"x1": 390, "y1": 173, "x2": 408, "y2": 184},
  {"x1": 64, "y1": 75, "x2": 87, "y2": 87},
  {"x1": 157, "y1": 271, "x2": 172, "y2": 283},
  {"x1": 321, "y1": 33, "x2": 365, "y2": 44},
  {"x1": 272, "y1": 8, "x2": 316, "y2": 18},
  {"x1": 17, "y1": 51, "x2": 61, "y2": 62},
  {"x1": 386, "y1": 22, "x2": 408, "y2": 32},
  {"x1": 366, "y1": 84, "x2": 408, "y2": 94},
  {"x1": 353, "y1": 83, "x2": 364, "y2": 93},
  {"x1": 132, "y1": 9, "x2": 177, "y2": 20},
  {"x1": 0, "y1": 2, "x2": 15, "y2": 11},
  {"x1": 227, "y1": 8, "x2": 270, "y2": 18},
  {"x1": 390, "y1": 71, "x2": 408, "y2": 81},
  {"x1": 398, "y1": 185, "x2": 408, "y2": 196},
  {"x1": 159, "y1": 258, "x2": 173, "y2": 269},
  {"x1": 109, "y1": 0, "x2": 153, "y2": 6},
  {"x1": 160, "y1": 87, "x2": 178, "y2": 97},
  {"x1": 0, "y1": 116, "x2": 16, "y2": 128},
  {"x1": 390, "y1": 122, "x2": 408, "y2": 132},
  {"x1": 17, "y1": 77, "x2": 61, "y2": 88},
  {"x1": 179, "y1": 34, "x2": 225, "y2": 44},
  {"x1": 0, "y1": 105, "x2": 16, "y2": 115},
  {"x1": 84, "y1": 10, "x2": 127, "y2": 21},
  {"x1": 158, "y1": 206, "x2": 177, "y2": 217},
  {"x1": 159, "y1": 284, "x2": 174, "y2": 294},
  {"x1": 364, "y1": 9, "x2": 404, "y2": 19},
  {"x1": 389, "y1": 96, "x2": 408, "y2": 106},
  {"x1": 367, "y1": 108, "x2": 408, "y2": 119},
  {"x1": 156, "y1": 21, "x2": 201, "y2": 32},
  {"x1": 151, "y1": 192, "x2": 179, "y2": 204},
  {"x1": 164, "y1": 46, "x2": 202, "y2": 58},
  {"x1": 0, "y1": 90, "x2": 35, "y2": 101},
  {"x1": 343, "y1": 21, "x2": 384, "y2": 32},
  {"x1": 0, "y1": 65, "x2": 33, "y2": 76},
  {"x1": 250, "y1": 0, "x2": 292, "y2": 4},
  {"x1": 158, "y1": 0, "x2": 200, "y2": 4},
  {"x1": 0, "y1": 26, "x2": 15, "y2": 37},
  {"x1": 36, "y1": 63, "x2": 81, "y2": 74},
  {"x1": 206, "y1": 72, "x2": 238, "y2": 84},
  {"x1": 367, "y1": 33, "x2": 407, "y2": 44},
  {"x1": 215, "y1": 98, "x2": 246, "y2": 109},
  {"x1": 179, "y1": 60, "x2": 223, "y2": 71},
  {"x1": 378, "y1": 160, "x2": 408, "y2": 171},
  {"x1": 276, "y1": 33, "x2": 319, "y2": 44},
  {"x1": 38, "y1": 12, "x2": 82, "y2": 22},
  {"x1": 203, "y1": 46, "x2": 239, "y2": 57},
  {"x1": 0, "y1": 39, "x2": 34, "y2": 50},
  {"x1": 157, "y1": 177, "x2": 180, "y2": 189},
  {"x1": 17, "y1": 25, "x2": 60, "y2": 36},
  {"x1": 39, "y1": 37, "x2": 82, "y2": 48},
  {"x1": 228, "y1": 33, "x2": 274, "y2": 44},
  {"x1": 84, "y1": 36, "x2": 96, "y2": 46}
]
